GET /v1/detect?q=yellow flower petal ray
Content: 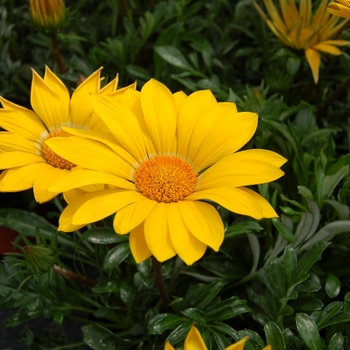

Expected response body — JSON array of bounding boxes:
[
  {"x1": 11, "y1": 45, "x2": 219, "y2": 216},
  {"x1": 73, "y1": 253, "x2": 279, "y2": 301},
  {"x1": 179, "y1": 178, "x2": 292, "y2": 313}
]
[
  {"x1": 225, "y1": 336, "x2": 249, "y2": 350},
  {"x1": 129, "y1": 222, "x2": 152, "y2": 263},
  {"x1": 144, "y1": 203, "x2": 176, "y2": 262},
  {"x1": 312, "y1": 43, "x2": 342, "y2": 55},
  {"x1": 262, "y1": 0, "x2": 287, "y2": 32},
  {"x1": 0, "y1": 133, "x2": 39, "y2": 153},
  {"x1": 69, "y1": 67, "x2": 103, "y2": 128},
  {"x1": 63, "y1": 188, "x2": 85, "y2": 204},
  {"x1": 197, "y1": 156, "x2": 285, "y2": 191},
  {"x1": 48, "y1": 169, "x2": 134, "y2": 193},
  {"x1": 43, "y1": 66, "x2": 70, "y2": 119},
  {"x1": 321, "y1": 39, "x2": 350, "y2": 46},
  {"x1": 299, "y1": 0, "x2": 311, "y2": 27},
  {"x1": 168, "y1": 203, "x2": 207, "y2": 265},
  {"x1": 61, "y1": 127, "x2": 137, "y2": 167},
  {"x1": 107, "y1": 81, "x2": 137, "y2": 99},
  {"x1": 0, "y1": 163, "x2": 50, "y2": 192},
  {"x1": 71, "y1": 190, "x2": 145, "y2": 226},
  {"x1": 31, "y1": 69, "x2": 67, "y2": 130},
  {"x1": 305, "y1": 48, "x2": 321, "y2": 84},
  {"x1": 113, "y1": 199, "x2": 158, "y2": 234},
  {"x1": 263, "y1": 345, "x2": 272, "y2": 350},
  {"x1": 164, "y1": 341, "x2": 175, "y2": 350},
  {"x1": 192, "y1": 111, "x2": 258, "y2": 171},
  {"x1": 121, "y1": 89, "x2": 156, "y2": 156},
  {"x1": 177, "y1": 90, "x2": 217, "y2": 160},
  {"x1": 0, "y1": 99, "x2": 46, "y2": 142},
  {"x1": 186, "y1": 187, "x2": 275, "y2": 220},
  {"x1": 328, "y1": 2, "x2": 350, "y2": 18},
  {"x1": 186, "y1": 103, "x2": 236, "y2": 167},
  {"x1": 184, "y1": 325, "x2": 208, "y2": 350},
  {"x1": 0, "y1": 151, "x2": 43, "y2": 169},
  {"x1": 173, "y1": 91, "x2": 187, "y2": 114},
  {"x1": 90, "y1": 94, "x2": 147, "y2": 162},
  {"x1": 45, "y1": 136, "x2": 133, "y2": 179},
  {"x1": 140, "y1": 79, "x2": 177, "y2": 155},
  {"x1": 313, "y1": 0, "x2": 329, "y2": 27},
  {"x1": 100, "y1": 74, "x2": 119, "y2": 95},
  {"x1": 178, "y1": 201, "x2": 224, "y2": 251},
  {"x1": 33, "y1": 166, "x2": 67, "y2": 203}
]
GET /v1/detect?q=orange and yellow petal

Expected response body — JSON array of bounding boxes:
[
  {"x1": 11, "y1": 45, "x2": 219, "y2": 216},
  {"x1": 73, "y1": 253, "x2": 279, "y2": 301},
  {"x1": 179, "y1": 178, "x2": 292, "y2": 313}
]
[
  {"x1": 178, "y1": 201, "x2": 224, "y2": 251},
  {"x1": 184, "y1": 325, "x2": 208, "y2": 350},
  {"x1": 113, "y1": 199, "x2": 158, "y2": 234},
  {"x1": 305, "y1": 48, "x2": 321, "y2": 83},
  {"x1": 328, "y1": 2, "x2": 350, "y2": 18},
  {"x1": 164, "y1": 341, "x2": 175, "y2": 350},
  {"x1": 140, "y1": 79, "x2": 177, "y2": 155},
  {"x1": 168, "y1": 203, "x2": 206, "y2": 265},
  {"x1": 226, "y1": 336, "x2": 249, "y2": 350},
  {"x1": 143, "y1": 203, "x2": 176, "y2": 262},
  {"x1": 129, "y1": 222, "x2": 152, "y2": 263}
]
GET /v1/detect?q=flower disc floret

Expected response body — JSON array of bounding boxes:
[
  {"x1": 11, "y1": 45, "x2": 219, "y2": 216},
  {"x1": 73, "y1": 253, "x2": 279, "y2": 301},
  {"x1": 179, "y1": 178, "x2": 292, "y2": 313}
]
[
  {"x1": 41, "y1": 130, "x2": 75, "y2": 170},
  {"x1": 134, "y1": 155, "x2": 197, "y2": 203}
]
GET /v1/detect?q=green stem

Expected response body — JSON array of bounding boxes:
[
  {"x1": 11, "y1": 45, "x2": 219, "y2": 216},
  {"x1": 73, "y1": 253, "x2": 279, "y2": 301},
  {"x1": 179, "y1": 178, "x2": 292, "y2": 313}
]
[
  {"x1": 51, "y1": 35, "x2": 67, "y2": 74},
  {"x1": 53, "y1": 264, "x2": 97, "y2": 288},
  {"x1": 152, "y1": 256, "x2": 170, "y2": 308}
]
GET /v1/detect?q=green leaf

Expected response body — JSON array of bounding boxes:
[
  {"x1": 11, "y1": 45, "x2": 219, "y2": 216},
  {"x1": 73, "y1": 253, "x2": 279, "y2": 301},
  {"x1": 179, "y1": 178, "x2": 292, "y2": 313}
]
[
  {"x1": 324, "y1": 200, "x2": 349, "y2": 220},
  {"x1": 327, "y1": 333, "x2": 344, "y2": 350},
  {"x1": 225, "y1": 221, "x2": 263, "y2": 238},
  {"x1": 126, "y1": 64, "x2": 152, "y2": 81},
  {"x1": 182, "y1": 308, "x2": 207, "y2": 326},
  {"x1": 316, "y1": 302, "x2": 344, "y2": 330},
  {"x1": 301, "y1": 128, "x2": 341, "y2": 146},
  {"x1": 322, "y1": 165, "x2": 349, "y2": 198},
  {"x1": 283, "y1": 245, "x2": 298, "y2": 285},
  {"x1": 286, "y1": 57, "x2": 301, "y2": 76},
  {"x1": 154, "y1": 45, "x2": 194, "y2": 71},
  {"x1": 103, "y1": 243, "x2": 130, "y2": 270},
  {"x1": 167, "y1": 320, "x2": 193, "y2": 345},
  {"x1": 83, "y1": 228, "x2": 127, "y2": 244},
  {"x1": 272, "y1": 218, "x2": 295, "y2": 243},
  {"x1": 298, "y1": 186, "x2": 314, "y2": 200},
  {"x1": 147, "y1": 313, "x2": 183, "y2": 335},
  {"x1": 325, "y1": 274, "x2": 341, "y2": 298},
  {"x1": 296, "y1": 313, "x2": 322, "y2": 350},
  {"x1": 264, "y1": 321, "x2": 286, "y2": 350}
]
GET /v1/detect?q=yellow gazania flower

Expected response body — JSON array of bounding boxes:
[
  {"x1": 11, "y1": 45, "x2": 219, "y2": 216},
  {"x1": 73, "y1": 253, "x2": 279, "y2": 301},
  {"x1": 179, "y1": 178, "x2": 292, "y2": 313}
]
[
  {"x1": 29, "y1": 0, "x2": 66, "y2": 33},
  {"x1": 0, "y1": 66, "x2": 135, "y2": 203},
  {"x1": 254, "y1": 0, "x2": 350, "y2": 83},
  {"x1": 328, "y1": 0, "x2": 350, "y2": 19},
  {"x1": 46, "y1": 79, "x2": 286, "y2": 265},
  {"x1": 164, "y1": 325, "x2": 271, "y2": 350}
]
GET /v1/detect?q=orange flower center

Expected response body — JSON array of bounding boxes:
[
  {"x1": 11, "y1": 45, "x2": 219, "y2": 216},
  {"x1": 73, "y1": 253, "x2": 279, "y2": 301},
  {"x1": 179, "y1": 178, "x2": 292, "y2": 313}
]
[
  {"x1": 134, "y1": 155, "x2": 197, "y2": 203},
  {"x1": 41, "y1": 130, "x2": 75, "y2": 170}
]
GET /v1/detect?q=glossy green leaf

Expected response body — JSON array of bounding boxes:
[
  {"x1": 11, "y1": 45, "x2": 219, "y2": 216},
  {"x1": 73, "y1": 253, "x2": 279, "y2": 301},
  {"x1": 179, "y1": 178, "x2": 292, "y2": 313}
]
[
  {"x1": 182, "y1": 308, "x2": 207, "y2": 325},
  {"x1": 327, "y1": 333, "x2": 344, "y2": 350},
  {"x1": 272, "y1": 218, "x2": 295, "y2": 243},
  {"x1": 147, "y1": 313, "x2": 183, "y2": 335},
  {"x1": 283, "y1": 245, "x2": 297, "y2": 285},
  {"x1": 296, "y1": 313, "x2": 322, "y2": 350},
  {"x1": 325, "y1": 274, "x2": 341, "y2": 298},
  {"x1": 264, "y1": 321, "x2": 286, "y2": 350},
  {"x1": 83, "y1": 228, "x2": 127, "y2": 244},
  {"x1": 154, "y1": 45, "x2": 194, "y2": 71},
  {"x1": 322, "y1": 165, "x2": 349, "y2": 198},
  {"x1": 103, "y1": 243, "x2": 130, "y2": 270}
]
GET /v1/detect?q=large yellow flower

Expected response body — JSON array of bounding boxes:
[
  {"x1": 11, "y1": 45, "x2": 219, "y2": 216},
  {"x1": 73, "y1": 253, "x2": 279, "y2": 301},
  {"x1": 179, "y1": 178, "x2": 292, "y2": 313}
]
[
  {"x1": 254, "y1": 0, "x2": 350, "y2": 83},
  {"x1": 46, "y1": 79, "x2": 286, "y2": 265},
  {"x1": 164, "y1": 325, "x2": 271, "y2": 350},
  {"x1": 328, "y1": 0, "x2": 350, "y2": 18},
  {"x1": 0, "y1": 66, "x2": 135, "y2": 203}
]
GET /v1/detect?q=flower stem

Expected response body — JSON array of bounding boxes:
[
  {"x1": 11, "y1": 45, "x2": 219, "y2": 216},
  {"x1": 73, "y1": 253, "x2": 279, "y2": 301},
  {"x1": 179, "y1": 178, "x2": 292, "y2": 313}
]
[
  {"x1": 53, "y1": 264, "x2": 97, "y2": 288},
  {"x1": 151, "y1": 256, "x2": 170, "y2": 308},
  {"x1": 51, "y1": 35, "x2": 67, "y2": 74}
]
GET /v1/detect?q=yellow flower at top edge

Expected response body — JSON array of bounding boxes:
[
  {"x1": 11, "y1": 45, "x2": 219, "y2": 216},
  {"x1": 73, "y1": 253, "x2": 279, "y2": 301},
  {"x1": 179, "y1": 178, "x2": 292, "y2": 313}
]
[
  {"x1": 254, "y1": 0, "x2": 350, "y2": 83},
  {"x1": 29, "y1": 0, "x2": 66, "y2": 33},
  {"x1": 0, "y1": 66, "x2": 136, "y2": 203},
  {"x1": 46, "y1": 78, "x2": 287, "y2": 265},
  {"x1": 328, "y1": 0, "x2": 350, "y2": 19},
  {"x1": 164, "y1": 325, "x2": 271, "y2": 350}
]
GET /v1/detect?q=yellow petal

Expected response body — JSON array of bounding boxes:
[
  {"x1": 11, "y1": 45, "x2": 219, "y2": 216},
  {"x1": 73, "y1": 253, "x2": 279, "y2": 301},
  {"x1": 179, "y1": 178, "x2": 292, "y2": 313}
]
[
  {"x1": 177, "y1": 90, "x2": 217, "y2": 159},
  {"x1": 69, "y1": 67, "x2": 103, "y2": 127},
  {"x1": 31, "y1": 69, "x2": 67, "y2": 130},
  {"x1": 43, "y1": 66, "x2": 70, "y2": 119},
  {"x1": 106, "y1": 81, "x2": 137, "y2": 99},
  {"x1": 0, "y1": 100, "x2": 46, "y2": 141},
  {"x1": 299, "y1": 0, "x2": 311, "y2": 27},
  {"x1": 100, "y1": 74, "x2": 119, "y2": 94},
  {"x1": 328, "y1": 3, "x2": 350, "y2": 18},
  {"x1": 45, "y1": 136, "x2": 133, "y2": 180},
  {"x1": 173, "y1": 90, "x2": 187, "y2": 114},
  {"x1": 49, "y1": 169, "x2": 134, "y2": 193},
  {"x1": 164, "y1": 340, "x2": 175, "y2": 350},
  {"x1": 90, "y1": 94, "x2": 147, "y2": 162},
  {"x1": 225, "y1": 336, "x2": 249, "y2": 350},
  {"x1": 0, "y1": 132, "x2": 39, "y2": 153},
  {"x1": 178, "y1": 201, "x2": 224, "y2": 251},
  {"x1": 184, "y1": 325, "x2": 208, "y2": 350},
  {"x1": 113, "y1": 199, "x2": 158, "y2": 234},
  {"x1": 263, "y1": 345, "x2": 272, "y2": 350},
  {"x1": 129, "y1": 223, "x2": 152, "y2": 263},
  {"x1": 192, "y1": 111, "x2": 258, "y2": 171},
  {"x1": 312, "y1": 43, "x2": 342, "y2": 55},
  {"x1": 168, "y1": 203, "x2": 206, "y2": 265},
  {"x1": 305, "y1": 48, "x2": 321, "y2": 84},
  {"x1": 144, "y1": 203, "x2": 176, "y2": 262},
  {"x1": 140, "y1": 79, "x2": 177, "y2": 155},
  {"x1": 0, "y1": 151, "x2": 43, "y2": 169},
  {"x1": 33, "y1": 166, "x2": 67, "y2": 203},
  {"x1": 72, "y1": 190, "x2": 145, "y2": 225},
  {"x1": 0, "y1": 163, "x2": 49, "y2": 192}
]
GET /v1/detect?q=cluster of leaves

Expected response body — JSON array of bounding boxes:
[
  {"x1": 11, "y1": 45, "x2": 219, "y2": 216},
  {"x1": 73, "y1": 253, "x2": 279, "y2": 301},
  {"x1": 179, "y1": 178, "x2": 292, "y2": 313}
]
[{"x1": 2, "y1": 0, "x2": 350, "y2": 349}]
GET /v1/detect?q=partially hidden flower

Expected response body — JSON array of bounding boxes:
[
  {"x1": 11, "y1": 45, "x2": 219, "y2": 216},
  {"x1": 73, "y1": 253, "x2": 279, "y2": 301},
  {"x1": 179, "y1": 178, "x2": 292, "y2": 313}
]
[
  {"x1": 46, "y1": 78, "x2": 286, "y2": 265},
  {"x1": 328, "y1": 0, "x2": 350, "y2": 19},
  {"x1": 254, "y1": 0, "x2": 350, "y2": 83},
  {"x1": 0, "y1": 66, "x2": 136, "y2": 203},
  {"x1": 29, "y1": 0, "x2": 66, "y2": 33},
  {"x1": 164, "y1": 325, "x2": 271, "y2": 350}
]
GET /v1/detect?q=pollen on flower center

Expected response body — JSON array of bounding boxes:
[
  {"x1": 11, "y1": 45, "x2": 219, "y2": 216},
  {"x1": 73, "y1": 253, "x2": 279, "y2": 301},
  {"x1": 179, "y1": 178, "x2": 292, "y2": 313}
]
[
  {"x1": 41, "y1": 129, "x2": 75, "y2": 170},
  {"x1": 134, "y1": 155, "x2": 197, "y2": 203}
]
